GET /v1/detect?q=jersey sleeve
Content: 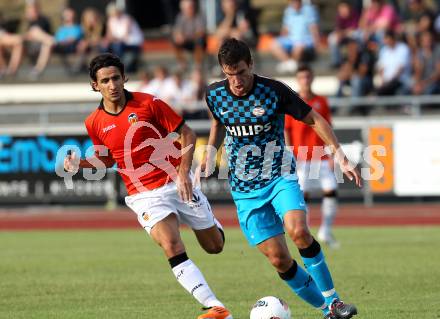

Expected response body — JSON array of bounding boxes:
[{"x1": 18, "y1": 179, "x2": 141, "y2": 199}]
[
  {"x1": 205, "y1": 89, "x2": 220, "y2": 121},
  {"x1": 276, "y1": 81, "x2": 312, "y2": 120},
  {"x1": 151, "y1": 98, "x2": 185, "y2": 133}
]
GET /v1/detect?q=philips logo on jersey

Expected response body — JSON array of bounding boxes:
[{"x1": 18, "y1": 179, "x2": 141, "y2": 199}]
[{"x1": 226, "y1": 123, "x2": 271, "y2": 137}]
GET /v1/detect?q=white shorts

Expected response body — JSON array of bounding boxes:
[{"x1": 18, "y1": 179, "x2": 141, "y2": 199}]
[
  {"x1": 296, "y1": 160, "x2": 337, "y2": 193},
  {"x1": 125, "y1": 181, "x2": 216, "y2": 234}
]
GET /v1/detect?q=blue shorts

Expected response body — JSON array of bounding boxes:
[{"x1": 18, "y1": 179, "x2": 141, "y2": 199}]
[{"x1": 231, "y1": 176, "x2": 307, "y2": 246}]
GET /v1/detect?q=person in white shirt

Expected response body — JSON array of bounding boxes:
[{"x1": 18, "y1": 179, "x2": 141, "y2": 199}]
[
  {"x1": 376, "y1": 30, "x2": 411, "y2": 95},
  {"x1": 103, "y1": 2, "x2": 144, "y2": 72}
]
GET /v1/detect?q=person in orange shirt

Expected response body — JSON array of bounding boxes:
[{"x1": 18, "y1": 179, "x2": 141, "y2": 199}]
[
  {"x1": 285, "y1": 65, "x2": 340, "y2": 248},
  {"x1": 63, "y1": 53, "x2": 232, "y2": 319}
]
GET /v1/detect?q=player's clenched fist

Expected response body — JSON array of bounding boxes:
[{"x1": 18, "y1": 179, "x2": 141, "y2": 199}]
[{"x1": 64, "y1": 151, "x2": 80, "y2": 173}]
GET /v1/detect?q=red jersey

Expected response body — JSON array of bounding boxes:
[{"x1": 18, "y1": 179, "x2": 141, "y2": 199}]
[
  {"x1": 85, "y1": 90, "x2": 184, "y2": 195},
  {"x1": 285, "y1": 95, "x2": 332, "y2": 161}
]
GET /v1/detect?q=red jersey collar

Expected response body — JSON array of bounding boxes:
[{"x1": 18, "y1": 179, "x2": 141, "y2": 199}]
[{"x1": 98, "y1": 89, "x2": 133, "y2": 116}]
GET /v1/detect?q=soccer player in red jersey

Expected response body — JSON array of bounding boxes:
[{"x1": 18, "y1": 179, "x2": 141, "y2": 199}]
[
  {"x1": 64, "y1": 53, "x2": 232, "y2": 319},
  {"x1": 285, "y1": 65, "x2": 340, "y2": 248}
]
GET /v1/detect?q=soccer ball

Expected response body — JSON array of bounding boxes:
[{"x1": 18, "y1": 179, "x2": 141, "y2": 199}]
[{"x1": 250, "y1": 296, "x2": 292, "y2": 319}]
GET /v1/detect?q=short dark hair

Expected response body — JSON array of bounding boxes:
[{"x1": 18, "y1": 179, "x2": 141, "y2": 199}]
[
  {"x1": 89, "y1": 53, "x2": 125, "y2": 82},
  {"x1": 218, "y1": 38, "x2": 252, "y2": 67},
  {"x1": 296, "y1": 64, "x2": 313, "y2": 75}
]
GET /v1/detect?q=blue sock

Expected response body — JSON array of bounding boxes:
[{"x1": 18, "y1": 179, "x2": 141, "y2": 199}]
[
  {"x1": 300, "y1": 239, "x2": 339, "y2": 306},
  {"x1": 278, "y1": 260, "x2": 327, "y2": 313}
]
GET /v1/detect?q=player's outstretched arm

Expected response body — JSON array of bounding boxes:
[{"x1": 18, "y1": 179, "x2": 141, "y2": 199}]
[
  {"x1": 199, "y1": 117, "x2": 226, "y2": 177},
  {"x1": 64, "y1": 151, "x2": 115, "y2": 173},
  {"x1": 176, "y1": 123, "x2": 197, "y2": 202},
  {"x1": 301, "y1": 109, "x2": 362, "y2": 187}
]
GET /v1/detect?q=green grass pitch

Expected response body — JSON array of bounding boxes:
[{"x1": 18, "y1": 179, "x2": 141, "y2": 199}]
[{"x1": 1, "y1": 227, "x2": 439, "y2": 318}]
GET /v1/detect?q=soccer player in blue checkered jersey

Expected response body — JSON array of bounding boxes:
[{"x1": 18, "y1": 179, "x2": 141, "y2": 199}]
[{"x1": 199, "y1": 38, "x2": 361, "y2": 319}]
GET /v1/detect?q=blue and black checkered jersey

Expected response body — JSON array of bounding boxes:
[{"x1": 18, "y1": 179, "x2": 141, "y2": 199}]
[{"x1": 205, "y1": 74, "x2": 312, "y2": 193}]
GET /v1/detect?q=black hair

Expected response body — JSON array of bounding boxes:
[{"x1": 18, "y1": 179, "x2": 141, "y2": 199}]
[
  {"x1": 89, "y1": 53, "x2": 125, "y2": 83},
  {"x1": 296, "y1": 64, "x2": 313, "y2": 75},
  {"x1": 217, "y1": 38, "x2": 252, "y2": 67}
]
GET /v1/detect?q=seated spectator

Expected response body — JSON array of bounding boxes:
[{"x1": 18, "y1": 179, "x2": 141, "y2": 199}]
[
  {"x1": 375, "y1": 30, "x2": 411, "y2": 95},
  {"x1": 137, "y1": 69, "x2": 152, "y2": 93},
  {"x1": 412, "y1": 31, "x2": 440, "y2": 94},
  {"x1": 0, "y1": 12, "x2": 23, "y2": 77},
  {"x1": 328, "y1": 1, "x2": 360, "y2": 68},
  {"x1": 270, "y1": 0, "x2": 321, "y2": 74},
  {"x1": 139, "y1": 65, "x2": 172, "y2": 98},
  {"x1": 337, "y1": 38, "x2": 376, "y2": 97},
  {"x1": 401, "y1": 0, "x2": 436, "y2": 51},
  {"x1": 180, "y1": 68, "x2": 208, "y2": 119},
  {"x1": 53, "y1": 7, "x2": 83, "y2": 74},
  {"x1": 103, "y1": 2, "x2": 143, "y2": 72},
  {"x1": 73, "y1": 7, "x2": 104, "y2": 73},
  {"x1": 215, "y1": 0, "x2": 256, "y2": 48},
  {"x1": 172, "y1": 0, "x2": 206, "y2": 71},
  {"x1": 22, "y1": 0, "x2": 54, "y2": 79},
  {"x1": 358, "y1": 0, "x2": 401, "y2": 45}
]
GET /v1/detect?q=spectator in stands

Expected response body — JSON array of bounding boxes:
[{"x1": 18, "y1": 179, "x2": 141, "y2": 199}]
[
  {"x1": 214, "y1": 0, "x2": 256, "y2": 48},
  {"x1": 358, "y1": 0, "x2": 401, "y2": 45},
  {"x1": 73, "y1": 7, "x2": 104, "y2": 74},
  {"x1": 0, "y1": 12, "x2": 23, "y2": 77},
  {"x1": 270, "y1": 0, "x2": 321, "y2": 74},
  {"x1": 22, "y1": 0, "x2": 54, "y2": 79},
  {"x1": 139, "y1": 65, "x2": 172, "y2": 98},
  {"x1": 172, "y1": 0, "x2": 206, "y2": 71},
  {"x1": 180, "y1": 68, "x2": 208, "y2": 119},
  {"x1": 401, "y1": 0, "x2": 436, "y2": 51},
  {"x1": 103, "y1": 2, "x2": 143, "y2": 72},
  {"x1": 328, "y1": 0, "x2": 361, "y2": 68},
  {"x1": 337, "y1": 38, "x2": 376, "y2": 98},
  {"x1": 375, "y1": 30, "x2": 411, "y2": 95},
  {"x1": 53, "y1": 7, "x2": 83, "y2": 74},
  {"x1": 137, "y1": 69, "x2": 152, "y2": 93},
  {"x1": 412, "y1": 31, "x2": 440, "y2": 94}
]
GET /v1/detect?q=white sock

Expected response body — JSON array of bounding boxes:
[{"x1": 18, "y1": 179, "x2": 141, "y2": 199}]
[
  {"x1": 172, "y1": 259, "x2": 224, "y2": 308},
  {"x1": 320, "y1": 197, "x2": 337, "y2": 236}
]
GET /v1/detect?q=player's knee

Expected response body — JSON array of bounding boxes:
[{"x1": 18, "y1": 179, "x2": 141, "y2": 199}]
[
  {"x1": 161, "y1": 239, "x2": 185, "y2": 256},
  {"x1": 267, "y1": 252, "x2": 291, "y2": 270},
  {"x1": 292, "y1": 227, "x2": 312, "y2": 244},
  {"x1": 203, "y1": 239, "x2": 224, "y2": 254}
]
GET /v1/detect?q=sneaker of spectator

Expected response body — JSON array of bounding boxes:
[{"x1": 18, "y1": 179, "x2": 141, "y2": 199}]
[
  {"x1": 412, "y1": 31, "x2": 440, "y2": 95},
  {"x1": 103, "y1": 2, "x2": 143, "y2": 73},
  {"x1": 375, "y1": 30, "x2": 411, "y2": 96},
  {"x1": 172, "y1": 0, "x2": 206, "y2": 71},
  {"x1": 0, "y1": 12, "x2": 24, "y2": 77},
  {"x1": 73, "y1": 7, "x2": 104, "y2": 74},
  {"x1": 270, "y1": 0, "x2": 321, "y2": 75},
  {"x1": 214, "y1": 0, "x2": 257, "y2": 48},
  {"x1": 327, "y1": 1, "x2": 360, "y2": 68},
  {"x1": 358, "y1": 0, "x2": 401, "y2": 45},
  {"x1": 53, "y1": 7, "x2": 83, "y2": 75},
  {"x1": 23, "y1": 0, "x2": 54, "y2": 79}
]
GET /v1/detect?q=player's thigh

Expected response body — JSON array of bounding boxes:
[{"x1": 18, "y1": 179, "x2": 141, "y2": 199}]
[
  {"x1": 125, "y1": 190, "x2": 178, "y2": 234},
  {"x1": 235, "y1": 199, "x2": 284, "y2": 246}
]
